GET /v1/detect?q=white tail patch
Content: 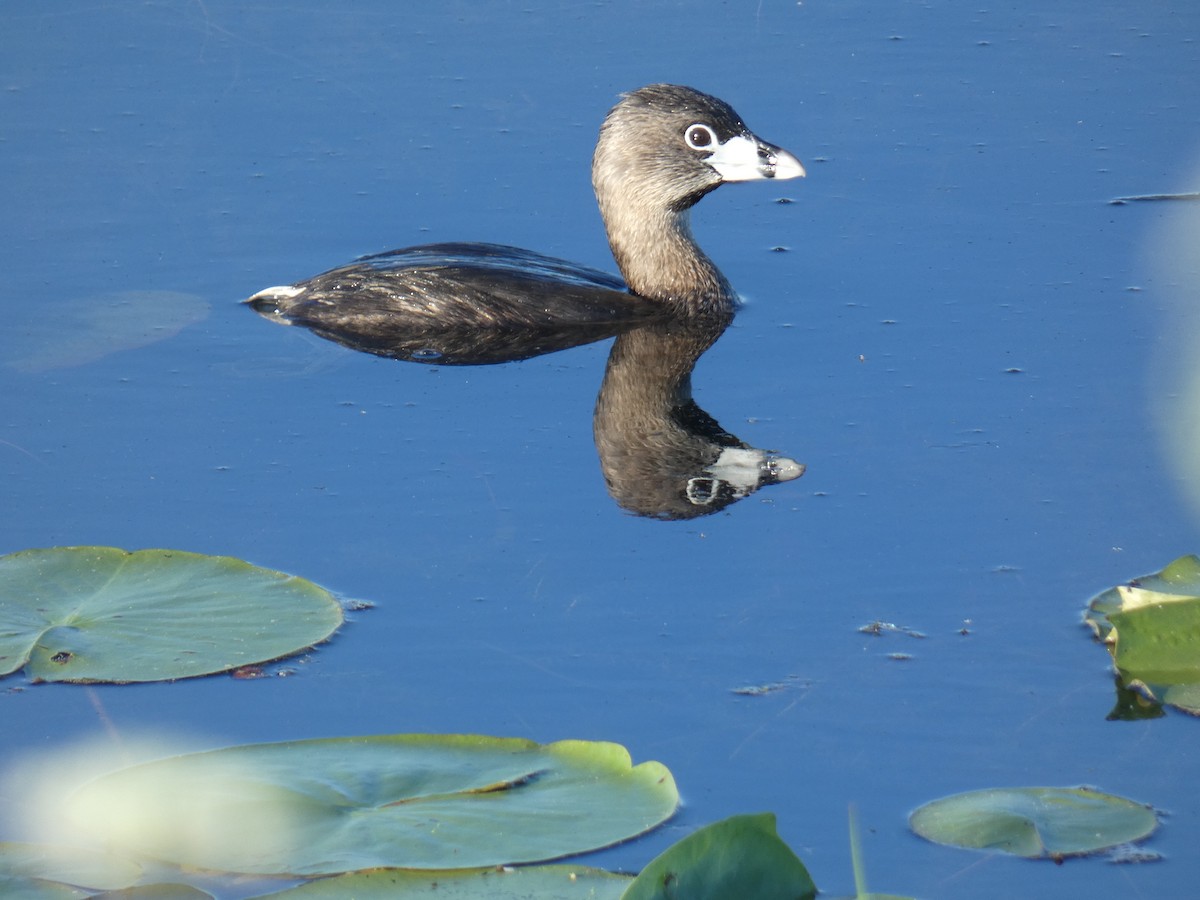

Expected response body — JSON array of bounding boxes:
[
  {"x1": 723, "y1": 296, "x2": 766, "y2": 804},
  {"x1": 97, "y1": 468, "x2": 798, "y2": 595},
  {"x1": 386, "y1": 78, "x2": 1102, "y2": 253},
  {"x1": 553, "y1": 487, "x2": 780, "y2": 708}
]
[{"x1": 249, "y1": 285, "x2": 304, "y2": 302}]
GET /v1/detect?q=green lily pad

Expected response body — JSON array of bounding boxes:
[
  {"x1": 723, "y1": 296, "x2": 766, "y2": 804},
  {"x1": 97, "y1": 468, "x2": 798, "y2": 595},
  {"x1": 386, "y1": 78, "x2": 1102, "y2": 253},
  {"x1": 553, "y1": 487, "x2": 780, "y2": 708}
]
[
  {"x1": 256, "y1": 864, "x2": 631, "y2": 898},
  {"x1": 620, "y1": 813, "x2": 816, "y2": 900},
  {"x1": 0, "y1": 547, "x2": 344, "y2": 683},
  {"x1": 67, "y1": 734, "x2": 678, "y2": 876},
  {"x1": 1084, "y1": 555, "x2": 1200, "y2": 638},
  {"x1": 0, "y1": 841, "x2": 141, "y2": 897},
  {"x1": 1084, "y1": 555, "x2": 1200, "y2": 715},
  {"x1": 4, "y1": 290, "x2": 209, "y2": 374},
  {"x1": 909, "y1": 787, "x2": 1157, "y2": 859},
  {"x1": 1106, "y1": 591, "x2": 1200, "y2": 682},
  {"x1": 1161, "y1": 681, "x2": 1200, "y2": 715}
]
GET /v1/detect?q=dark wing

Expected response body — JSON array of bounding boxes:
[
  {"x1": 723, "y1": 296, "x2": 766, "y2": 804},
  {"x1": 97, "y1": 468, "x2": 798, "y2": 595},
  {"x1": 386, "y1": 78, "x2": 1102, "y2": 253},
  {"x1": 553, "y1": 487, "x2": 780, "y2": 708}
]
[{"x1": 247, "y1": 242, "x2": 663, "y2": 365}]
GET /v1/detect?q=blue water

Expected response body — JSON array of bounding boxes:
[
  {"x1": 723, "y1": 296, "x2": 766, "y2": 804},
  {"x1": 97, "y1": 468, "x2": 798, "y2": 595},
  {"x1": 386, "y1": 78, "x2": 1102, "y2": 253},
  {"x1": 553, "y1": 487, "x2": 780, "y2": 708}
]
[{"x1": 3, "y1": 2, "x2": 1200, "y2": 897}]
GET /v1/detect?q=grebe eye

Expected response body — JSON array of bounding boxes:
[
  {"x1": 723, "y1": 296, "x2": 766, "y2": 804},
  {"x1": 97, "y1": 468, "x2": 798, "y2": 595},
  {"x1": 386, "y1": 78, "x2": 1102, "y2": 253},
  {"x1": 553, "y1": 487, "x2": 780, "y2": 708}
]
[{"x1": 685, "y1": 123, "x2": 716, "y2": 150}]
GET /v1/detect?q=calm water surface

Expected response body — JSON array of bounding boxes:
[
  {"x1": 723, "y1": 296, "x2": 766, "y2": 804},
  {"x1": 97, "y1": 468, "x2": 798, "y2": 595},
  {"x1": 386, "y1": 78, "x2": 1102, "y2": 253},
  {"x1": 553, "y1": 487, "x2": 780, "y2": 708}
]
[{"x1": 3, "y1": 2, "x2": 1200, "y2": 898}]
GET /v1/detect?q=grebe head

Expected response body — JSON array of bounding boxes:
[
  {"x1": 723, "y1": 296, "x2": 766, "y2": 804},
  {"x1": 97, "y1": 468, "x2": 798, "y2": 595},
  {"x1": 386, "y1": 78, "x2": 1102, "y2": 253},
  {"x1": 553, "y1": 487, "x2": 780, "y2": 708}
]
[
  {"x1": 593, "y1": 84, "x2": 804, "y2": 214},
  {"x1": 591, "y1": 84, "x2": 804, "y2": 303}
]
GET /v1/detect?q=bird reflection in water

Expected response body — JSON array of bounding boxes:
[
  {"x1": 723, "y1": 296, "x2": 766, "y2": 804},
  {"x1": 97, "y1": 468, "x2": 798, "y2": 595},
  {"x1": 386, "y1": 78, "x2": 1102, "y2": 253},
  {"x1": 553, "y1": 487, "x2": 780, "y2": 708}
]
[
  {"x1": 593, "y1": 311, "x2": 804, "y2": 520},
  {"x1": 247, "y1": 85, "x2": 806, "y2": 519}
]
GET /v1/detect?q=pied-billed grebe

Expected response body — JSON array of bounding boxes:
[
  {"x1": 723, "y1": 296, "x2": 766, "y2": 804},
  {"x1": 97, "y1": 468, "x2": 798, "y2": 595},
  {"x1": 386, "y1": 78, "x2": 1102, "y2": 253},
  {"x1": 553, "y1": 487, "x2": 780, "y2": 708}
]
[{"x1": 247, "y1": 84, "x2": 803, "y2": 333}]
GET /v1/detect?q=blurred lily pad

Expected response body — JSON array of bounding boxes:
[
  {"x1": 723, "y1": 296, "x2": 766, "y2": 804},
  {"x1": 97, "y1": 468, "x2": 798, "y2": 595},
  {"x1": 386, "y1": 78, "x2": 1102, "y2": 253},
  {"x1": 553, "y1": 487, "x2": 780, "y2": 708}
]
[
  {"x1": 256, "y1": 864, "x2": 630, "y2": 898},
  {"x1": 0, "y1": 546, "x2": 344, "y2": 683},
  {"x1": 0, "y1": 841, "x2": 141, "y2": 895},
  {"x1": 4, "y1": 290, "x2": 209, "y2": 373},
  {"x1": 90, "y1": 887, "x2": 213, "y2": 898},
  {"x1": 1084, "y1": 554, "x2": 1200, "y2": 715},
  {"x1": 0, "y1": 877, "x2": 85, "y2": 899},
  {"x1": 67, "y1": 734, "x2": 678, "y2": 876},
  {"x1": 621, "y1": 813, "x2": 816, "y2": 900},
  {"x1": 909, "y1": 786, "x2": 1157, "y2": 859}
]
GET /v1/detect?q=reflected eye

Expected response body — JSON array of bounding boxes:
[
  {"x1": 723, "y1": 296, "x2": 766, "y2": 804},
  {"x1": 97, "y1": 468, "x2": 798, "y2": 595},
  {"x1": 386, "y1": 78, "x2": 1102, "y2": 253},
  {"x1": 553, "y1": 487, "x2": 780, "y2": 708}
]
[{"x1": 684, "y1": 123, "x2": 716, "y2": 151}]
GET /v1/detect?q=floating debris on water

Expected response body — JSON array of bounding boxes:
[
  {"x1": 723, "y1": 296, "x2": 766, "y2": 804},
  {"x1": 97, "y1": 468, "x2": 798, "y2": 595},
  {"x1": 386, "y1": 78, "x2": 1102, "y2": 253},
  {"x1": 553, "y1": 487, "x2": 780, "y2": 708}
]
[
  {"x1": 730, "y1": 674, "x2": 811, "y2": 697},
  {"x1": 858, "y1": 621, "x2": 927, "y2": 639},
  {"x1": 1109, "y1": 192, "x2": 1200, "y2": 205}
]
